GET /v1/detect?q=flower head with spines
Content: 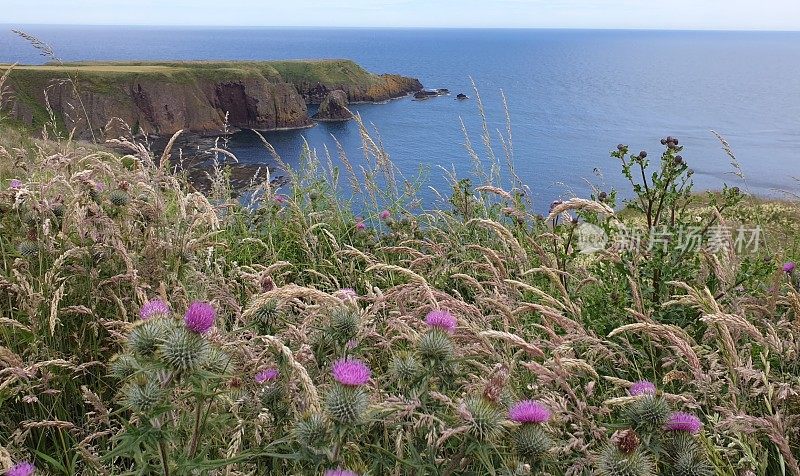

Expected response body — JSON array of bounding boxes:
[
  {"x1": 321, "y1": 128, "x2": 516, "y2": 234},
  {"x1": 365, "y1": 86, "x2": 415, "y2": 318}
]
[
  {"x1": 6, "y1": 461, "x2": 35, "y2": 476},
  {"x1": 665, "y1": 412, "x2": 702, "y2": 434},
  {"x1": 139, "y1": 299, "x2": 170, "y2": 320},
  {"x1": 255, "y1": 368, "x2": 279, "y2": 384},
  {"x1": 324, "y1": 469, "x2": 359, "y2": 476},
  {"x1": 336, "y1": 288, "x2": 358, "y2": 301},
  {"x1": 509, "y1": 400, "x2": 551, "y2": 424},
  {"x1": 629, "y1": 380, "x2": 656, "y2": 396},
  {"x1": 327, "y1": 359, "x2": 370, "y2": 424},
  {"x1": 424, "y1": 310, "x2": 457, "y2": 333},
  {"x1": 184, "y1": 301, "x2": 215, "y2": 334},
  {"x1": 331, "y1": 359, "x2": 371, "y2": 386}
]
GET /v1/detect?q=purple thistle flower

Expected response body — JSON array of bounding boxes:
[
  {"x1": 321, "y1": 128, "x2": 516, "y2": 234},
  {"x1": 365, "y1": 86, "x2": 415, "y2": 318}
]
[
  {"x1": 379, "y1": 210, "x2": 391, "y2": 220},
  {"x1": 665, "y1": 412, "x2": 702, "y2": 434},
  {"x1": 9, "y1": 179, "x2": 22, "y2": 190},
  {"x1": 424, "y1": 310, "x2": 457, "y2": 334},
  {"x1": 336, "y1": 288, "x2": 358, "y2": 301},
  {"x1": 255, "y1": 368, "x2": 279, "y2": 384},
  {"x1": 508, "y1": 400, "x2": 551, "y2": 424},
  {"x1": 184, "y1": 301, "x2": 215, "y2": 334},
  {"x1": 274, "y1": 194, "x2": 288, "y2": 204},
  {"x1": 783, "y1": 262, "x2": 796, "y2": 273},
  {"x1": 324, "y1": 470, "x2": 359, "y2": 476},
  {"x1": 331, "y1": 358, "x2": 371, "y2": 386},
  {"x1": 139, "y1": 299, "x2": 170, "y2": 320},
  {"x1": 6, "y1": 461, "x2": 35, "y2": 476},
  {"x1": 629, "y1": 380, "x2": 657, "y2": 396},
  {"x1": 355, "y1": 221, "x2": 366, "y2": 231}
]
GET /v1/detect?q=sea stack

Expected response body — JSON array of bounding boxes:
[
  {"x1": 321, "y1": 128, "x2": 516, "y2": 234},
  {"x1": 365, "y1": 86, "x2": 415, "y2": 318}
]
[{"x1": 312, "y1": 90, "x2": 353, "y2": 122}]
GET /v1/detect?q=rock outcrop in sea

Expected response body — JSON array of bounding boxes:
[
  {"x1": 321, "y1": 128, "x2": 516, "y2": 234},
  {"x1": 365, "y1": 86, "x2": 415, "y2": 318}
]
[
  {"x1": 312, "y1": 90, "x2": 353, "y2": 122},
  {"x1": 1, "y1": 60, "x2": 423, "y2": 140}
]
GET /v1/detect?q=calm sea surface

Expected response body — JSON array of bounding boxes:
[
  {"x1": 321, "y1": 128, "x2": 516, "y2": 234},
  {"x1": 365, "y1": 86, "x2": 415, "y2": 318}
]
[{"x1": 2, "y1": 26, "x2": 799, "y2": 207}]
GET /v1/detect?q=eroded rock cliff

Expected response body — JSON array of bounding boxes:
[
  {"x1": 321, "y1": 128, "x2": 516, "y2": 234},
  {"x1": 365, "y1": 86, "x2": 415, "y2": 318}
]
[
  {"x1": 312, "y1": 90, "x2": 353, "y2": 122},
  {"x1": 1, "y1": 60, "x2": 422, "y2": 139}
]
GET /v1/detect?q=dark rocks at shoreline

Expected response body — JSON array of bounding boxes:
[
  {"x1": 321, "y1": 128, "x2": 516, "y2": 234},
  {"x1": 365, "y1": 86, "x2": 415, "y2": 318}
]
[
  {"x1": 312, "y1": 90, "x2": 354, "y2": 122},
  {"x1": 414, "y1": 88, "x2": 452, "y2": 100},
  {"x1": 107, "y1": 130, "x2": 287, "y2": 196}
]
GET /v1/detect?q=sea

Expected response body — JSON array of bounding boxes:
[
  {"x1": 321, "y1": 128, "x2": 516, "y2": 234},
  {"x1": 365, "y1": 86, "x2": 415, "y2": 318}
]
[{"x1": 1, "y1": 26, "x2": 799, "y2": 209}]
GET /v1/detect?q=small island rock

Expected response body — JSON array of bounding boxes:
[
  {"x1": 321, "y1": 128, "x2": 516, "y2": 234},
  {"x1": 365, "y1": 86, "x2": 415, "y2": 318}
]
[{"x1": 312, "y1": 90, "x2": 353, "y2": 122}]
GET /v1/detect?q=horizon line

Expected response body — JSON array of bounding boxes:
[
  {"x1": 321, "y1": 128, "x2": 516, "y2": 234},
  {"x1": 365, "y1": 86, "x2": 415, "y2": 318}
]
[{"x1": 2, "y1": 23, "x2": 800, "y2": 33}]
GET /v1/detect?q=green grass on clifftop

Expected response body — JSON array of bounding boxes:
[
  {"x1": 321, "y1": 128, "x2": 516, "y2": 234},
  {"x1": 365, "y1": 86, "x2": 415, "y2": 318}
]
[{"x1": 0, "y1": 59, "x2": 382, "y2": 88}]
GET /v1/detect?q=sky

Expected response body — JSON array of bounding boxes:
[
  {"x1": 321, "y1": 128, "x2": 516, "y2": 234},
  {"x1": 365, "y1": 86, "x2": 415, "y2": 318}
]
[{"x1": 2, "y1": 0, "x2": 800, "y2": 30}]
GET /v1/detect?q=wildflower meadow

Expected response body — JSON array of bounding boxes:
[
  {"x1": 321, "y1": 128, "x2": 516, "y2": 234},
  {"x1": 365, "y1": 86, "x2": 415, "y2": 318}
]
[{"x1": 1, "y1": 66, "x2": 799, "y2": 475}]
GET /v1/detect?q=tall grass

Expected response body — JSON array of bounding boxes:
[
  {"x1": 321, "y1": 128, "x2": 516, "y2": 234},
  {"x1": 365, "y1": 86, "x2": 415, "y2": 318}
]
[{"x1": 0, "y1": 64, "x2": 799, "y2": 475}]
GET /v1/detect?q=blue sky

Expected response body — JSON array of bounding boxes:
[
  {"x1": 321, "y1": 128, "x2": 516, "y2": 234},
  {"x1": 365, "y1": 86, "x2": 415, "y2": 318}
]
[{"x1": 3, "y1": 0, "x2": 800, "y2": 30}]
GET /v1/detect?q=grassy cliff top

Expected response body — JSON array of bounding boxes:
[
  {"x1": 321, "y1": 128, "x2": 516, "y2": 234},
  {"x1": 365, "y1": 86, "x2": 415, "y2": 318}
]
[{"x1": 0, "y1": 59, "x2": 385, "y2": 86}]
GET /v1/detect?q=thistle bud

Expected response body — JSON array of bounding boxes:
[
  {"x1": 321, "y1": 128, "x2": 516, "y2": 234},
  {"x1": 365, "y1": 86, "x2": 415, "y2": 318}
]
[
  {"x1": 596, "y1": 444, "x2": 656, "y2": 476},
  {"x1": 463, "y1": 396, "x2": 504, "y2": 441},
  {"x1": 515, "y1": 425, "x2": 553, "y2": 460},
  {"x1": 205, "y1": 348, "x2": 232, "y2": 373},
  {"x1": 330, "y1": 307, "x2": 360, "y2": 340},
  {"x1": 663, "y1": 432, "x2": 714, "y2": 476},
  {"x1": 418, "y1": 328, "x2": 454, "y2": 362},
  {"x1": 109, "y1": 353, "x2": 139, "y2": 379},
  {"x1": 624, "y1": 395, "x2": 670, "y2": 435},
  {"x1": 17, "y1": 240, "x2": 38, "y2": 258},
  {"x1": 389, "y1": 351, "x2": 420, "y2": 386},
  {"x1": 294, "y1": 413, "x2": 331, "y2": 451},
  {"x1": 110, "y1": 189, "x2": 130, "y2": 207},
  {"x1": 125, "y1": 380, "x2": 164, "y2": 413},
  {"x1": 159, "y1": 326, "x2": 210, "y2": 372},
  {"x1": 325, "y1": 384, "x2": 369, "y2": 424},
  {"x1": 128, "y1": 320, "x2": 166, "y2": 356}
]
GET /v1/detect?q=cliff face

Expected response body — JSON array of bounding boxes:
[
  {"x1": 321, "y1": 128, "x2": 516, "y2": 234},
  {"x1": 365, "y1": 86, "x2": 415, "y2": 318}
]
[
  {"x1": 312, "y1": 90, "x2": 353, "y2": 122},
  {"x1": 1, "y1": 61, "x2": 422, "y2": 139},
  {"x1": 298, "y1": 74, "x2": 424, "y2": 104}
]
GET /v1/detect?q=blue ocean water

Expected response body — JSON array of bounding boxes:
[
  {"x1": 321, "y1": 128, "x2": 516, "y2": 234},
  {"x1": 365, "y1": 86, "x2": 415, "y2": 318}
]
[{"x1": 1, "y1": 26, "x2": 799, "y2": 207}]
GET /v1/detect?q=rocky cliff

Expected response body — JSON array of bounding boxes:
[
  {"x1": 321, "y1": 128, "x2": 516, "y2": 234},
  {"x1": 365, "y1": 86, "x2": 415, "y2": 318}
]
[
  {"x1": 312, "y1": 90, "x2": 353, "y2": 122},
  {"x1": 1, "y1": 61, "x2": 422, "y2": 139}
]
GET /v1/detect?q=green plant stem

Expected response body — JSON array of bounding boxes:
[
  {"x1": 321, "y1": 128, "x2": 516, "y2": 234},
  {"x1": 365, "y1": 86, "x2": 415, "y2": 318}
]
[{"x1": 187, "y1": 397, "x2": 205, "y2": 458}]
